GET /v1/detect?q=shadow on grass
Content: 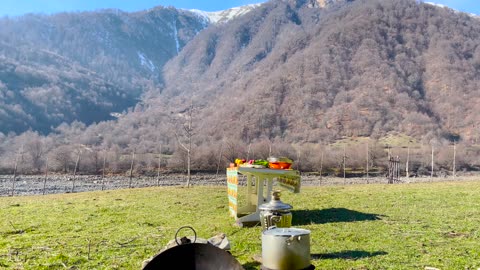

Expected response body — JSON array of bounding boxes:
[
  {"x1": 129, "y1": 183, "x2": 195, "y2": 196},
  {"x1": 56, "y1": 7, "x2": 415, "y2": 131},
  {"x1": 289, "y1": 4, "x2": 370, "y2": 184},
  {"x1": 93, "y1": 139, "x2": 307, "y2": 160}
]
[
  {"x1": 292, "y1": 208, "x2": 383, "y2": 225},
  {"x1": 242, "y1": 261, "x2": 261, "y2": 270},
  {"x1": 312, "y1": 250, "x2": 388, "y2": 260}
]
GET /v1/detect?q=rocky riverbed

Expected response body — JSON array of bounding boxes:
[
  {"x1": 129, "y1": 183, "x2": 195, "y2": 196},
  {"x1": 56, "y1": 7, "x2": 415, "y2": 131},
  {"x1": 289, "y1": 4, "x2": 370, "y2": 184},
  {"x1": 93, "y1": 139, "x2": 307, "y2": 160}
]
[
  {"x1": 0, "y1": 174, "x2": 226, "y2": 197},
  {"x1": 0, "y1": 173, "x2": 475, "y2": 197}
]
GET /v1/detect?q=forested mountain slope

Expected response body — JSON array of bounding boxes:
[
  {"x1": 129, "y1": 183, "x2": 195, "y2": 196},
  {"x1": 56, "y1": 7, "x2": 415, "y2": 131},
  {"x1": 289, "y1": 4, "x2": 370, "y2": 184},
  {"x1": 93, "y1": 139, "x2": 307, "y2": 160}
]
[
  {"x1": 151, "y1": 0, "x2": 480, "y2": 143},
  {"x1": 0, "y1": 7, "x2": 208, "y2": 134},
  {"x1": 0, "y1": 47, "x2": 136, "y2": 134},
  {"x1": 1, "y1": 0, "x2": 480, "y2": 174}
]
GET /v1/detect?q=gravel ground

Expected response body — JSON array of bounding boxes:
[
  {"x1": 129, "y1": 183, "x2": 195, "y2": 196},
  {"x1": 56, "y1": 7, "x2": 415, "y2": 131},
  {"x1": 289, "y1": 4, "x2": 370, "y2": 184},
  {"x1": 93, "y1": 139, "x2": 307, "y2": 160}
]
[
  {"x1": 0, "y1": 173, "x2": 477, "y2": 197},
  {"x1": 0, "y1": 174, "x2": 226, "y2": 197}
]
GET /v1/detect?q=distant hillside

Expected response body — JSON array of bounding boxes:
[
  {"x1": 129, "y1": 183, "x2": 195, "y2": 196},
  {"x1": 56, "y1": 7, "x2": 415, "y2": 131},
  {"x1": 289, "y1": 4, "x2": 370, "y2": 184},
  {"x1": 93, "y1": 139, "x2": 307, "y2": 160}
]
[
  {"x1": 2, "y1": 0, "x2": 480, "y2": 174},
  {"x1": 0, "y1": 45, "x2": 136, "y2": 134},
  {"x1": 0, "y1": 7, "x2": 209, "y2": 134},
  {"x1": 0, "y1": 8, "x2": 208, "y2": 85},
  {"x1": 149, "y1": 0, "x2": 480, "y2": 144}
]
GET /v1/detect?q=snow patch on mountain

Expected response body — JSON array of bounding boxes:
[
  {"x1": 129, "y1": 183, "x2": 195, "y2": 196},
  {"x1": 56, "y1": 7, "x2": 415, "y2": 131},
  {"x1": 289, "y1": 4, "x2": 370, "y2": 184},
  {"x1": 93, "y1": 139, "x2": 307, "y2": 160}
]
[
  {"x1": 172, "y1": 19, "x2": 180, "y2": 54},
  {"x1": 137, "y1": 52, "x2": 156, "y2": 72},
  {"x1": 188, "y1": 4, "x2": 261, "y2": 24},
  {"x1": 425, "y1": 2, "x2": 448, "y2": 9}
]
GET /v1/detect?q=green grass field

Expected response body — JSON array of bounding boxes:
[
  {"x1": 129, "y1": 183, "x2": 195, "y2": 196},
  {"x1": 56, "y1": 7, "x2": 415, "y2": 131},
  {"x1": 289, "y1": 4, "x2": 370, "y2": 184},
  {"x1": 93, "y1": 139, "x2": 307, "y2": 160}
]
[{"x1": 1, "y1": 181, "x2": 480, "y2": 269}]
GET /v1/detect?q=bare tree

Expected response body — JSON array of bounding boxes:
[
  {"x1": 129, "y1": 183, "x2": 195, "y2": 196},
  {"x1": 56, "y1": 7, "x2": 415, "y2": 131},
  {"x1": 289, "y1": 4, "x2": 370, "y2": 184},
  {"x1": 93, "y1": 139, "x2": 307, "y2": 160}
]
[
  {"x1": 25, "y1": 136, "x2": 45, "y2": 172},
  {"x1": 174, "y1": 102, "x2": 195, "y2": 187},
  {"x1": 50, "y1": 145, "x2": 72, "y2": 173},
  {"x1": 11, "y1": 145, "x2": 23, "y2": 197},
  {"x1": 246, "y1": 143, "x2": 251, "y2": 161},
  {"x1": 215, "y1": 139, "x2": 224, "y2": 179},
  {"x1": 251, "y1": 139, "x2": 272, "y2": 160},
  {"x1": 91, "y1": 148, "x2": 101, "y2": 174}
]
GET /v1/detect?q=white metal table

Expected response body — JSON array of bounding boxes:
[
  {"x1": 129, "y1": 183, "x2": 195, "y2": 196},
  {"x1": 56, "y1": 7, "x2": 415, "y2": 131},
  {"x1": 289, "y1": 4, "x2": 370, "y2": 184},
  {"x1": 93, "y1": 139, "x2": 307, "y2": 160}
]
[{"x1": 227, "y1": 167, "x2": 300, "y2": 226}]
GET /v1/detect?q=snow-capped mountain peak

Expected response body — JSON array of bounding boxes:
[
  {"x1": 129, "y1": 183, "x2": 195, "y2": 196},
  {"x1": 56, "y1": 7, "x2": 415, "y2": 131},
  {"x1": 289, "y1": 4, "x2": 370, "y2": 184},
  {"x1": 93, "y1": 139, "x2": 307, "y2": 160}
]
[
  {"x1": 424, "y1": 2, "x2": 447, "y2": 9},
  {"x1": 188, "y1": 4, "x2": 261, "y2": 24}
]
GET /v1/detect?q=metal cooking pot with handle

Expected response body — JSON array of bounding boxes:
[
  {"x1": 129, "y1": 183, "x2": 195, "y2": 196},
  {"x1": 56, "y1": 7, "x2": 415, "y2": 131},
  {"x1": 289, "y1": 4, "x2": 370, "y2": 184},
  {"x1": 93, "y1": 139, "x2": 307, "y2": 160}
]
[
  {"x1": 143, "y1": 226, "x2": 244, "y2": 270},
  {"x1": 262, "y1": 228, "x2": 311, "y2": 270}
]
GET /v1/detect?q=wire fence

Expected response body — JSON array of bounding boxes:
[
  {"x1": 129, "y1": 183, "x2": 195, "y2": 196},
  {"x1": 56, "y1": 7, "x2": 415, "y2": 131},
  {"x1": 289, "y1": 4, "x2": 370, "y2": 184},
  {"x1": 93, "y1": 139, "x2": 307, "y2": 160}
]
[
  {"x1": 2, "y1": 171, "x2": 479, "y2": 197},
  {"x1": 0, "y1": 174, "x2": 227, "y2": 197}
]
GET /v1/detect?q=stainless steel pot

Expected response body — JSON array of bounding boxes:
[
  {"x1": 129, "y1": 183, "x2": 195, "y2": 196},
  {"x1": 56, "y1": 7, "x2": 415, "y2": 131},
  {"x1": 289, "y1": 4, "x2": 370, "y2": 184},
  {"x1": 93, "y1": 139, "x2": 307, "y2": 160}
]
[
  {"x1": 259, "y1": 191, "x2": 292, "y2": 231},
  {"x1": 262, "y1": 228, "x2": 311, "y2": 270}
]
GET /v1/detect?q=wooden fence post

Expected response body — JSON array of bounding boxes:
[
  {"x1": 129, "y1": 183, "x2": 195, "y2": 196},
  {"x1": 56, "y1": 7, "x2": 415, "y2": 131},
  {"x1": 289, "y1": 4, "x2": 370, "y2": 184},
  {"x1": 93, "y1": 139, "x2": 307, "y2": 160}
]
[
  {"x1": 388, "y1": 156, "x2": 400, "y2": 184},
  {"x1": 43, "y1": 157, "x2": 48, "y2": 195},
  {"x1": 129, "y1": 150, "x2": 135, "y2": 188},
  {"x1": 431, "y1": 145, "x2": 434, "y2": 179},
  {"x1": 101, "y1": 150, "x2": 107, "y2": 191},
  {"x1": 366, "y1": 142, "x2": 369, "y2": 183},
  {"x1": 406, "y1": 147, "x2": 410, "y2": 180},
  {"x1": 11, "y1": 156, "x2": 18, "y2": 197},
  {"x1": 319, "y1": 150, "x2": 324, "y2": 185},
  {"x1": 157, "y1": 153, "x2": 161, "y2": 186},
  {"x1": 71, "y1": 152, "x2": 81, "y2": 193},
  {"x1": 343, "y1": 145, "x2": 346, "y2": 184}
]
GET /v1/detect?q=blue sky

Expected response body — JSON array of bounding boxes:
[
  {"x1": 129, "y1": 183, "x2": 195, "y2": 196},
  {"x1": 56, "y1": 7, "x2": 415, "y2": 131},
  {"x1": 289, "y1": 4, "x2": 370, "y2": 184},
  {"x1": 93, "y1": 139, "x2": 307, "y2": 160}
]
[
  {"x1": 429, "y1": 0, "x2": 480, "y2": 15},
  {"x1": 0, "y1": 0, "x2": 265, "y2": 16},
  {"x1": 0, "y1": 0, "x2": 478, "y2": 17}
]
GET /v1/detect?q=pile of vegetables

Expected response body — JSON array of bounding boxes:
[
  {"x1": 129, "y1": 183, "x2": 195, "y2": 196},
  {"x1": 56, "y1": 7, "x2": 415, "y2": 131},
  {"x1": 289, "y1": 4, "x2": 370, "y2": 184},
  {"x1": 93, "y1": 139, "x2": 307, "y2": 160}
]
[{"x1": 235, "y1": 158, "x2": 269, "y2": 167}]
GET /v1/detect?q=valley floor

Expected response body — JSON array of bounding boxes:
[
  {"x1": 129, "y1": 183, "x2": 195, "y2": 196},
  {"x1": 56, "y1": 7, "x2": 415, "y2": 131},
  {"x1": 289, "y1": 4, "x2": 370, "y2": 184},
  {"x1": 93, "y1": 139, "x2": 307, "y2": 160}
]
[
  {"x1": 1, "y1": 182, "x2": 480, "y2": 269},
  {"x1": 0, "y1": 173, "x2": 478, "y2": 197}
]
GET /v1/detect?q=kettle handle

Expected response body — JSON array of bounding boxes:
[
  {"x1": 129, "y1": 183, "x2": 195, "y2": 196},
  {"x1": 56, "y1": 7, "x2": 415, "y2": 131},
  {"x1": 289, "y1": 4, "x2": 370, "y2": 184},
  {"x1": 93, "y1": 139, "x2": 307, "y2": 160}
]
[
  {"x1": 175, "y1": 226, "x2": 197, "y2": 245},
  {"x1": 270, "y1": 215, "x2": 282, "y2": 224}
]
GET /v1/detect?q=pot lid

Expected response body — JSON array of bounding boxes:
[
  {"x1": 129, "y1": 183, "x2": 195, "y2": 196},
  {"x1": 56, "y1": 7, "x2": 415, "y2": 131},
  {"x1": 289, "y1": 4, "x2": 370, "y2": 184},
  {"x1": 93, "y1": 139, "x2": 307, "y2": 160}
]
[
  {"x1": 259, "y1": 191, "x2": 292, "y2": 211},
  {"x1": 263, "y1": 228, "x2": 311, "y2": 236}
]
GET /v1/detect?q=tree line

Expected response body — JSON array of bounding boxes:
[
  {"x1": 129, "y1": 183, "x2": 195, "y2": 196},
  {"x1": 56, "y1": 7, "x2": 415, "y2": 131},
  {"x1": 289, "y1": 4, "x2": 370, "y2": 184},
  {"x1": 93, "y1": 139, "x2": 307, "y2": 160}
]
[
  {"x1": 0, "y1": 128, "x2": 475, "y2": 179},
  {"x1": 1, "y1": 0, "x2": 480, "y2": 179}
]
